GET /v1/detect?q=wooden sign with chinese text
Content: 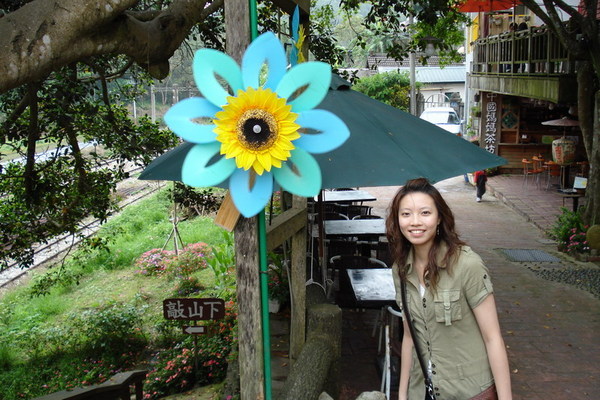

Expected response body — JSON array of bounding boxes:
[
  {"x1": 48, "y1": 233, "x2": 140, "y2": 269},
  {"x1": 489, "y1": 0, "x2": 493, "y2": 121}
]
[{"x1": 162, "y1": 298, "x2": 225, "y2": 321}]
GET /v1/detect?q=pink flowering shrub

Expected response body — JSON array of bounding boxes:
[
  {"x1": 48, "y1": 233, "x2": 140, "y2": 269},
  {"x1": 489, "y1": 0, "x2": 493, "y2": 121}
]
[
  {"x1": 165, "y1": 243, "x2": 211, "y2": 276},
  {"x1": 143, "y1": 301, "x2": 238, "y2": 400},
  {"x1": 566, "y1": 227, "x2": 590, "y2": 255},
  {"x1": 135, "y1": 249, "x2": 174, "y2": 276},
  {"x1": 135, "y1": 243, "x2": 211, "y2": 277}
]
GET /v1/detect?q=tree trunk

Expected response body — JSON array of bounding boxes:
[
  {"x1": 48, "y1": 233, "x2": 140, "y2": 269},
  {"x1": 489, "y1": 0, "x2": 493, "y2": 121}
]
[
  {"x1": 226, "y1": 2, "x2": 265, "y2": 399},
  {"x1": 577, "y1": 63, "x2": 600, "y2": 226},
  {"x1": 583, "y1": 90, "x2": 600, "y2": 226}
]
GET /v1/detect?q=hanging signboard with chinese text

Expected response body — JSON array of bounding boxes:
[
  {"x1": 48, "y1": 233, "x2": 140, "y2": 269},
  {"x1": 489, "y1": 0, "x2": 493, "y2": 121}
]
[
  {"x1": 162, "y1": 298, "x2": 225, "y2": 321},
  {"x1": 482, "y1": 92, "x2": 501, "y2": 154}
]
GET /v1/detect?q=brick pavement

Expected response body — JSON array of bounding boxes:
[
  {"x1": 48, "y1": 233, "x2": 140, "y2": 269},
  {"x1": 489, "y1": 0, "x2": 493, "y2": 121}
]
[{"x1": 275, "y1": 175, "x2": 600, "y2": 399}]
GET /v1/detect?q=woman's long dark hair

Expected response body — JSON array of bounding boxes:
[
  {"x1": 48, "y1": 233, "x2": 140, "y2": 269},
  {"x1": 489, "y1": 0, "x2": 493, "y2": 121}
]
[{"x1": 385, "y1": 178, "x2": 465, "y2": 291}]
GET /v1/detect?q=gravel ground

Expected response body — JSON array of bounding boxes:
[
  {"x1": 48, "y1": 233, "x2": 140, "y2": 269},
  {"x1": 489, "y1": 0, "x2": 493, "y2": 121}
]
[{"x1": 529, "y1": 263, "x2": 600, "y2": 299}]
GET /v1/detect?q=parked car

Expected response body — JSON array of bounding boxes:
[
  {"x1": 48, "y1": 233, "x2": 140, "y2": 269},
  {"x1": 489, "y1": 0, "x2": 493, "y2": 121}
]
[{"x1": 419, "y1": 107, "x2": 463, "y2": 136}]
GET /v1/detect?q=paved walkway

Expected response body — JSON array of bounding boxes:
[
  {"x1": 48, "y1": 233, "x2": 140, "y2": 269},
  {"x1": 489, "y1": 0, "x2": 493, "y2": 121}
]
[{"x1": 272, "y1": 174, "x2": 599, "y2": 400}]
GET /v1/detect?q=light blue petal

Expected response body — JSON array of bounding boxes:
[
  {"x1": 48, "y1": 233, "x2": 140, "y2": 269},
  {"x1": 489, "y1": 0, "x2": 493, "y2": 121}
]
[
  {"x1": 229, "y1": 169, "x2": 274, "y2": 218},
  {"x1": 193, "y1": 49, "x2": 243, "y2": 107},
  {"x1": 294, "y1": 109, "x2": 350, "y2": 154},
  {"x1": 272, "y1": 148, "x2": 321, "y2": 197},
  {"x1": 242, "y1": 32, "x2": 287, "y2": 91},
  {"x1": 292, "y1": 7, "x2": 299, "y2": 42},
  {"x1": 164, "y1": 98, "x2": 219, "y2": 144},
  {"x1": 290, "y1": 7, "x2": 300, "y2": 66},
  {"x1": 181, "y1": 143, "x2": 236, "y2": 187},
  {"x1": 276, "y1": 63, "x2": 331, "y2": 112}
]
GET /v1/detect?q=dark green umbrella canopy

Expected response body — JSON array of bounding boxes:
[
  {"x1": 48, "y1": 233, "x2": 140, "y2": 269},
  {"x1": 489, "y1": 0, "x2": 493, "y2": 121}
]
[{"x1": 139, "y1": 75, "x2": 505, "y2": 188}]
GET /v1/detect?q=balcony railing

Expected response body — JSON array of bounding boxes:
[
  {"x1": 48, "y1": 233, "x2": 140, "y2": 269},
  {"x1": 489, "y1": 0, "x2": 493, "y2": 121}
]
[{"x1": 471, "y1": 25, "x2": 577, "y2": 76}]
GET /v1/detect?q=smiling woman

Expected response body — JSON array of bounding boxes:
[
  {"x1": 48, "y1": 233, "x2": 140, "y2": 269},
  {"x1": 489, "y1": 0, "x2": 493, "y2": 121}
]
[{"x1": 385, "y1": 178, "x2": 511, "y2": 400}]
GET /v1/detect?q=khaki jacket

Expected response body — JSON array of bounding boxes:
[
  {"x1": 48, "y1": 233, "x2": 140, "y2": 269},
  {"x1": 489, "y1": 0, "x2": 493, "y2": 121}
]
[{"x1": 392, "y1": 245, "x2": 495, "y2": 399}]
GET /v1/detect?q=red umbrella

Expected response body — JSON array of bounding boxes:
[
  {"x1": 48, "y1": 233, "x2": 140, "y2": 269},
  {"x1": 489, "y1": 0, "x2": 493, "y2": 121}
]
[{"x1": 458, "y1": 0, "x2": 518, "y2": 12}]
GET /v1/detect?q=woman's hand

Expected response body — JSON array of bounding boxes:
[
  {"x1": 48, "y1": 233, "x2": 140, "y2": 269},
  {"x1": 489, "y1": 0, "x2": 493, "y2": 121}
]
[
  {"x1": 398, "y1": 315, "x2": 413, "y2": 400},
  {"x1": 473, "y1": 294, "x2": 513, "y2": 400}
]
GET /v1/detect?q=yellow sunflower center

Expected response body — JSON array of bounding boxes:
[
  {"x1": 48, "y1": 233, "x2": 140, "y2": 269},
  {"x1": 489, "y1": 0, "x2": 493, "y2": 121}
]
[
  {"x1": 213, "y1": 87, "x2": 300, "y2": 175},
  {"x1": 236, "y1": 109, "x2": 278, "y2": 151}
]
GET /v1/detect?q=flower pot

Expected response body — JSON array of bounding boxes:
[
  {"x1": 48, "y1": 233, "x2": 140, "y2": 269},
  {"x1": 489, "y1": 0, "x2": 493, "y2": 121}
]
[{"x1": 268, "y1": 299, "x2": 280, "y2": 313}]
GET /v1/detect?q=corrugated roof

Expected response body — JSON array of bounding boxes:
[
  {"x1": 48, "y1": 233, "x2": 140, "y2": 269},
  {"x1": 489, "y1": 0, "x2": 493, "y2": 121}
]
[
  {"x1": 367, "y1": 53, "x2": 466, "y2": 68},
  {"x1": 377, "y1": 66, "x2": 466, "y2": 83}
]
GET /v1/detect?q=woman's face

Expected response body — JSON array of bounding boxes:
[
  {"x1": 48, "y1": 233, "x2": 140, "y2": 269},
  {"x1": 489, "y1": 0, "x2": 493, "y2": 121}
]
[{"x1": 398, "y1": 192, "x2": 440, "y2": 250}]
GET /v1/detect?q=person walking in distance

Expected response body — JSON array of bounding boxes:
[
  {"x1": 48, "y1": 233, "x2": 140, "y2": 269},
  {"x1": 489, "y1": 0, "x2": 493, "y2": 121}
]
[
  {"x1": 386, "y1": 178, "x2": 512, "y2": 400},
  {"x1": 474, "y1": 169, "x2": 488, "y2": 202}
]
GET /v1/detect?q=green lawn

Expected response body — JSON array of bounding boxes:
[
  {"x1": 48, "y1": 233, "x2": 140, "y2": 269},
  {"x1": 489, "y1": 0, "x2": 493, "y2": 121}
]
[{"x1": 0, "y1": 188, "x2": 237, "y2": 400}]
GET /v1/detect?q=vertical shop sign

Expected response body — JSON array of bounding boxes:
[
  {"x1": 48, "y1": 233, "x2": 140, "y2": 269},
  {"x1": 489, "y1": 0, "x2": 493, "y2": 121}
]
[{"x1": 484, "y1": 93, "x2": 499, "y2": 154}]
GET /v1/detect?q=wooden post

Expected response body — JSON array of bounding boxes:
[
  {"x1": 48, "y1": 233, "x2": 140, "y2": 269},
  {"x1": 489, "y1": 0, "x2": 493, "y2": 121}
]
[
  {"x1": 225, "y1": 1, "x2": 264, "y2": 399},
  {"x1": 289, "y1": 195, "x2": 307, "y2": 360}
]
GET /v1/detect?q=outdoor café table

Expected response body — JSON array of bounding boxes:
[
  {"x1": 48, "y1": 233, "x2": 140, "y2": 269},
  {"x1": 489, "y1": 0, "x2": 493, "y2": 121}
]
[
  {"x1": 322, "y1": 219, "x2": 386, "y2": 238},
  {"x1": 557, "y1": 188, "x2": 585, "y2": 211},
  {"x1": 315, "y1": 189, "x2": 376, "y2": 204},
  {"x1": 346, "y1": 268, "x2": 397, "y2": 309}
]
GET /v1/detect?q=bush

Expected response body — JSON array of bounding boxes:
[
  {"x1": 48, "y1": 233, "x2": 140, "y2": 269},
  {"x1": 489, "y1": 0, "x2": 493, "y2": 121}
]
[
  {"x1": 565, "y1": 228, "x2": 590, "y2": 255},
  {"x1": 135, "y1": 248, "x2": 174, "y2": 276},
  {"x1": 205, "y1": 232, "x2": 236, "y2": 290},
  {"x1": 73, "y1": 302, "x2": 147, "y2": 358},
  {"x1": 143, "y1": 301, "x2": 238, "y2": 400},
  {"x1": 168, "y1": 183, "x2": 225, "y2": 216},
  {"x1": 548, "y1": 207, "x2": 587, "y2": 252},
  {"x1": 136, "y1": 243, "x2": 211, "y2": 278},
  {"x1": 352, "y1": 72, "x2": 412, "y2": 111},
  {"x1": 166, "y1": 243, "x2": 211, "y2": 277},
  {"x1": 173, "y1": 276, "x2": 204, "y2": 296}
]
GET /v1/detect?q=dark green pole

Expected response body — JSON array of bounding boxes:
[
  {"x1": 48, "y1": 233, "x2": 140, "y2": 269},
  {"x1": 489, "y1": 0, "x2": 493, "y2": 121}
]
[{"x1": 248, "y1": 1, "x2": 272, "y2": 399}]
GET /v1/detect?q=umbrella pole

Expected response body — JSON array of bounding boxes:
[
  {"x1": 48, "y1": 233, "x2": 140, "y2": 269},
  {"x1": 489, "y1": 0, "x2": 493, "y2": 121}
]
[{"x1": 258, "y1": 209, "x2": 272, "y2": 400}]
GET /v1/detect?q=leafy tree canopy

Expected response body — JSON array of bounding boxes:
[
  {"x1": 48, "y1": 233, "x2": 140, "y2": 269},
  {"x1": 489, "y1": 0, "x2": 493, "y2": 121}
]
[{"x1": 352, "y1": 72, "x2": 413, "y2": 111}]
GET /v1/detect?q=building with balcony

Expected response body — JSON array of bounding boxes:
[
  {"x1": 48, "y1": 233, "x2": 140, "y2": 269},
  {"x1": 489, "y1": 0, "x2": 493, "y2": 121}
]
[{"x1": 466, "y1": 8, "x2": 586, "y2": 175}]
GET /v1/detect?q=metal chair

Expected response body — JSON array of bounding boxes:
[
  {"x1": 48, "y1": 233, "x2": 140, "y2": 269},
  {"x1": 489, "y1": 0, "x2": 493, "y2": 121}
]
[
  {"x1": 544, "y1": 161, "x2": 561, "y2": 190},
  {"x1": 323, "y1": 211, "x2": 349, "y2": 220},
  {"x1": 345, "y1": 205, "x2": 373, "y2": 219},
  {"x1": 522, "y1": 158, "x2": 543, "y2": 188},
  {"x1": 352, "y1": 213, "x2": 381, "y2": 220},
  {"x1": 380, "y1": 306, "x2": 403, "y2": 399}
]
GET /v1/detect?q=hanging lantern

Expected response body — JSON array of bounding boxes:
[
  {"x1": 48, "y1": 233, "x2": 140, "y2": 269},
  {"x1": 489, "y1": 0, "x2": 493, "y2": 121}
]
[{"x1": 552, "y1": 137, "x2": 576, "y2": 165}]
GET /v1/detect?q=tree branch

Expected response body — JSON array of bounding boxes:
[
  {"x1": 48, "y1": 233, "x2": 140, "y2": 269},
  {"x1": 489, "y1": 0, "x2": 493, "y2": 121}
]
[{"x1": 0, "y1": 0, "x2": 224, "y2": 93}]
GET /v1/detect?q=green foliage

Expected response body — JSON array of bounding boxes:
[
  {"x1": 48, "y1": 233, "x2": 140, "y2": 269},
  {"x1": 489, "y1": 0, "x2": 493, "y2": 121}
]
[
  {"x1": 353, "y1": 72, "x2": 412, "y2": 111},
  {"x1": 74, "y1": 301, "x2": 148, "y2": 357},
  {"x1": 205, "y1": 231, "x2": 236, "y2": 291},
  {"x1": 0, "y1": 188, "x2": 237, "y2": 400},
  {"x1": 143, "y1": 301, "x2": 238, "y2": 400},
  {"x1": 135, "y1": 243, "x2": 211, "y2": 278},
  {"x1": 339, "y1": 0, "x2": 468, "y2": 66},
  {"x1": 309, "y1": 1, "x2": 347, "y2": 69},
  {"x1": 548, "y1": 207, "x2": 587, "y2": 250},
  {"x1": 168, "y1": 183, "x2": 225, "y2": 216},
  {"x1": 0, "y1": 60, "x2": 178, "y2": 271},
  {"x1": 29, "y1": 264, "x2": 85, "y2": 297},
  {"x1": 173, "y1": 276, "x2": 205, "y2": 297}
]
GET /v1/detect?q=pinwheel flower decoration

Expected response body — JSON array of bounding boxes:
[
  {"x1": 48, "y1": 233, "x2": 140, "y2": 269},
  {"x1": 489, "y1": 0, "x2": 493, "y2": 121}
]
[{"x1": 164, "y1": 32, "x2": 349, "y2": 217}]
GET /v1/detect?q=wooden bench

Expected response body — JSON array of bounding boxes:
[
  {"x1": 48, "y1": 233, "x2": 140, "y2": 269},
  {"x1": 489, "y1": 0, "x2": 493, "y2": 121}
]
[{"x1": 33, "y1": 370, "x2": 148, "y2": 400}]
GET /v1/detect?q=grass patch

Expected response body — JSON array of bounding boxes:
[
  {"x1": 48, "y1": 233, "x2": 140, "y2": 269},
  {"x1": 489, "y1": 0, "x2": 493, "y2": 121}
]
[{"x1": 0, "y1": 187, "x2": 237, "y2": 400}]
